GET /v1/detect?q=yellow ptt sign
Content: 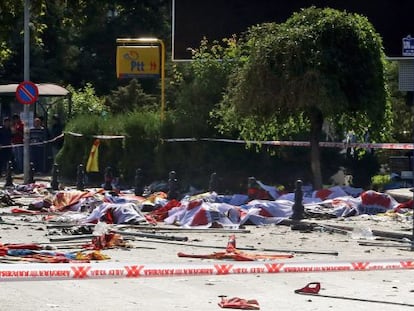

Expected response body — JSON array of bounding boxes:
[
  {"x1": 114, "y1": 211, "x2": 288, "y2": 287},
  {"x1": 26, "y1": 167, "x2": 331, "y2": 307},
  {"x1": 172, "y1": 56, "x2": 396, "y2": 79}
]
[{"x1": 116, "y1": 46, "x2": 160, "y2": 79}]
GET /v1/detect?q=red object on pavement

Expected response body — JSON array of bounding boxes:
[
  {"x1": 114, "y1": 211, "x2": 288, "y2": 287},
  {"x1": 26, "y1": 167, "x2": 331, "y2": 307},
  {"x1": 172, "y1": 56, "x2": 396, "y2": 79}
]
[
  {"x1": 11, "y1": 207, "x2": 41, "y2": 214},
  {"x1": 4, "y1": 243, "x2": 43, "y2": 250},
  {"x1": 177, "y1": 235, "x2": 294, "y2": 261},
  {"x1": 0, "y1": 244, "x2": 43, "y2": 257},
  {"x1": 218, "y1": 296, "x2": 260, "y2": 310},
  {"x1": 294, "y1": 282, "x2": 321, "y2": 294}
]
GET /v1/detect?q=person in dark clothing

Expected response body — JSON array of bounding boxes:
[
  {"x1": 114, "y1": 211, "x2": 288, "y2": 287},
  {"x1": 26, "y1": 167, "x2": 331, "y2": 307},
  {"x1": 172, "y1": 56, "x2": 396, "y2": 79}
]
[
  {"x1": 11, "y1": 114, "x2": 24, "y2": 173},
  {"x1": 30, "y1": 117, "x2": 47, "y2": 173},
  {"x1": 50, "y1": 114, "x2": 64, "y2": 162},
  {"x1": 0, "y1": 117, "x2": 13, "y2": 176}
]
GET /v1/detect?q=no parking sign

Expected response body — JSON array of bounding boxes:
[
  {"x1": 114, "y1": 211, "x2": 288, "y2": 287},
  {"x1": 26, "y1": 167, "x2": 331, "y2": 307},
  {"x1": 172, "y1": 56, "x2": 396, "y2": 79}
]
[{"x1": 15, "y1": 81, "x2": 38, "y2": 105}]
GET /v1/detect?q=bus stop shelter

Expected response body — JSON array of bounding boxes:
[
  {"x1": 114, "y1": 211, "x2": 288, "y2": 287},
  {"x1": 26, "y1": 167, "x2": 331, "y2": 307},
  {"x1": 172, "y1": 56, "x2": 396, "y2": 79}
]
[
  {"x1": 0, "y1": 83, "x2": 70, "y2": 173},
  {"x1": 0, "y1": 83, "x2": 71, "y2": 124}
]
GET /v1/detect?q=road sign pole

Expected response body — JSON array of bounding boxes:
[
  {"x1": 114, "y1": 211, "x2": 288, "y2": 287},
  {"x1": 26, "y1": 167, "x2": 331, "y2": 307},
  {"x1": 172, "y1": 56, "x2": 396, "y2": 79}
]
[{"x1": 23, "y1": 0, "x2": 31, "y2": 183}]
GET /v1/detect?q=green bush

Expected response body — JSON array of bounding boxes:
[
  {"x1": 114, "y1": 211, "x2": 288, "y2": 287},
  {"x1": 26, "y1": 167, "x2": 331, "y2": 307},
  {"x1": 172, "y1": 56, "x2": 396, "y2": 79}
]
[
  {"x1": 119, "y1": 110, "x2": 162, "y2": 182},
  {"x1": 371, "y1": 174, "x2": 391, "y2": 191},
  {"x1": 58, "y1": 109, "x2": 364, "y2": 192},
  {"x1": 59, "y1": 114, "x2": 103, "y2": 179},
  {"x1": 58, "y1": 110, "x2": 163, "y2": 185}
]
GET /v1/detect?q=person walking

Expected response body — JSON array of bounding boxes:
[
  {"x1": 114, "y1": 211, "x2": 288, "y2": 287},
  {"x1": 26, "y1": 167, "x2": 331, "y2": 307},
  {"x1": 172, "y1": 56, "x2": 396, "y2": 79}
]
[{"x1": 50, "y1": 114, "x2": 64, "y2": 162}]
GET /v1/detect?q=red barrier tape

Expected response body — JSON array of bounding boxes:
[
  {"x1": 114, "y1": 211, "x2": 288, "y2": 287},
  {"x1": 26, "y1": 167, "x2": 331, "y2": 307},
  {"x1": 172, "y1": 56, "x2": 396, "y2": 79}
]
[{"x1": 0, "y1": 258, "x2": 412, "y2": 281}]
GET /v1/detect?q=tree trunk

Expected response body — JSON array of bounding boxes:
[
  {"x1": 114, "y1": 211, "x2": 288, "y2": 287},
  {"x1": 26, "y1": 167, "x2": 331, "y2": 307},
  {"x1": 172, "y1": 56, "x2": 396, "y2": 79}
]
[{"x1": 309, "y1": 107, "x2": 323, "y2": 189}]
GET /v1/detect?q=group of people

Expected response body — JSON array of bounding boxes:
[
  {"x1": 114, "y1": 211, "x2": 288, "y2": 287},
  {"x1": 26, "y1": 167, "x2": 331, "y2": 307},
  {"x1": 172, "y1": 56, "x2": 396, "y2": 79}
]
[{"x1": 0, "y1": 113, "x2": 64, "y2": 176}]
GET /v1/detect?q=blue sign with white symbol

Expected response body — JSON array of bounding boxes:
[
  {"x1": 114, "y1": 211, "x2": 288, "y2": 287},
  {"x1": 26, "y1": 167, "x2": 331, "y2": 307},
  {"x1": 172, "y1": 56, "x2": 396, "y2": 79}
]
[
  {"x1": 16, "y1": 81, "x2": 39, "y2": 105},
  {"x1": 402, "y1": 35, "x2": 414, "y2": 56}
]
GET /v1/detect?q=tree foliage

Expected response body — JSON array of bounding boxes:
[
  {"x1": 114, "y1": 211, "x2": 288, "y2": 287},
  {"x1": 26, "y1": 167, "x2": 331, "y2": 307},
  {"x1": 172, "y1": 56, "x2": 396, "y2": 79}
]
[
  {"x1": 385, "y1": 61, "x2": 412, "y2": 142},
  {"x1": 170, "y1": 37, "x2": 241, "y2": 138},
  {"x1": 0, "y1": 0, "x2": 170, "y2": 94},
  {"x1": 214, "y1": 7, "x2": 390, "y2": 188},
  {"x1": 64, "y1": 83, "x2": 107, "y2": 118},
  {"x1": 104, "y1": 79, "x2": 157, "y2": 114},
  {"x1": 0, "y1": 2, "x2": 408, "y2": 189}
]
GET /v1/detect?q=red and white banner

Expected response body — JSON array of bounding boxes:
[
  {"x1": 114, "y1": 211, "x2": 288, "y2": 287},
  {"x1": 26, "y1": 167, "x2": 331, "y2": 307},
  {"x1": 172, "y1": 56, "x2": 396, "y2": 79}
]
[{"x1": 0, "y1": 258, "x2": 413, "y2": 281}]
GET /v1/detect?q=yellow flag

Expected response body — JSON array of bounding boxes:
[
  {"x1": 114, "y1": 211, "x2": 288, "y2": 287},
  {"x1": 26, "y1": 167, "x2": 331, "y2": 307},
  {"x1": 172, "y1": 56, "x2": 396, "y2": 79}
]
[{"x1": 86, "y1": 139, "x2": 100, "y2": 173}]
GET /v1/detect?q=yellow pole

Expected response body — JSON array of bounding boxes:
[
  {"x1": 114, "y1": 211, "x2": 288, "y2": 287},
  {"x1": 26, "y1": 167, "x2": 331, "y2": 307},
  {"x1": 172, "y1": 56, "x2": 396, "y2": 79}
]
[
  {"x1": 159, "y1": 39, "x2": 165, "y2": 121},
  {"x1": 116, "y1": 38, "x2": 165, "y2": 120}
]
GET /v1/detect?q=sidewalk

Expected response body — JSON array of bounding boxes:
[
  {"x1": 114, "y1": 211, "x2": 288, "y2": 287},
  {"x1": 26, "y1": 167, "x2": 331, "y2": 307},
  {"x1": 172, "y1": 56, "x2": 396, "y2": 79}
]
[{"x1": 0, "y1": 173, "x2": 51, "y2": 186}]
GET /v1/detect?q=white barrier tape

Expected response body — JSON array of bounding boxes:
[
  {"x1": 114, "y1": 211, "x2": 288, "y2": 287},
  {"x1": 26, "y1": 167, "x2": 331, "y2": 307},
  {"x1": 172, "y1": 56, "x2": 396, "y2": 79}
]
[
  {"x1": 0, "y1": 258, "x2": 413, "y2": 282},
  {"x1": 66, "y1": 131, "x2": 125, "y2": 139},
  {"x1": 4, "y1": 133, "x2": 408, "y2": 149},
  {"x1": 162, "y1": 138, "x2": 414, "y2": 150},
  {"x1": 0, "y1": 133, "x2": 64, "y2": 150},
  {"x1": 0, "y1": 132, "x2": 125, "y2": 150}
]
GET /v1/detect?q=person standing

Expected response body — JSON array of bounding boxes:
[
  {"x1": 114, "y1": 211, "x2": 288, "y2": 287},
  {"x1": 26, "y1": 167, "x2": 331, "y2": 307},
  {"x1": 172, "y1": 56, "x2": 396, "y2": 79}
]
[
  {"x1": 0, "y1": 117, "x2": 13, "y2": 176},
  {"x1": 11, "y1": 114, "x2": 24, "y2": 173},
  {"x1": 30, "y1": 117, "x2": 47, "y2": 173},
  {"x1": 50, "y1": 114, "x2": 64, "y2": 162}
]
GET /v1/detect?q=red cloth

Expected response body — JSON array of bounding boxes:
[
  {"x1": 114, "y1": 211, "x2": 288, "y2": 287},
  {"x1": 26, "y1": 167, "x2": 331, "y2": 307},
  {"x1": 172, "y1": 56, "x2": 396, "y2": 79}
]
[
  {"x1": 4, "y1": 243, "x2": 42, "y2": 250},
  {"x1": 218, "y1": 297, "x2": 260, "y2": 310},
  {"x1": 52, "y1": 190, "x2": 94, "y2": 211},
  {"x1": 11, "y1": 208, "x2": 41, "y2": 214},
  {"x1": 315, "y1": 189, "x2": 333, "y2": 201},
  {"x1": 11, "y1": 120, "x2": 24, "y2": 144},
  {"x1": 190, "y1": 207, "x2": 209, "y2": 226},
  {"x1": 395, "y1": 199, "x2": 413, "y2": 212},
  {"x1": 148, "y1": 199, "x2": 181, "y2": 222},
  {"x1": 248, "y1": 188, "x2": 272, "y2": 200},
  {"x1": 360, "y1": 190, "x2": 391, "y2": 208}
]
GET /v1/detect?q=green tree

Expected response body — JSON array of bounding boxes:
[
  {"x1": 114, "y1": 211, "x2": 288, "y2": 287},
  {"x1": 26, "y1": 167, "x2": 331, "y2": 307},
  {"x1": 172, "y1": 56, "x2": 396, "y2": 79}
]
[
  {"x1": 214, "y1": 7, "x2": 390, "y2": 189},
  {"x1": 0, "y1": 0, "x2": 46, "y2": 82},
  {"x1": 171, "y1": 37, "x2": 241, "y2": 137},
  {"x1": 63, "y1": 83, "x2": 107, "y2": 118},
  {"x1": 103, "y1": 78, "x2": 157, "y2": 114},
  {"x1": 0, "y1": 0, "x2": 171, "y2": 94},
  {"x1": 385, "y1": 61, "x2": 412, "y2": 142}
]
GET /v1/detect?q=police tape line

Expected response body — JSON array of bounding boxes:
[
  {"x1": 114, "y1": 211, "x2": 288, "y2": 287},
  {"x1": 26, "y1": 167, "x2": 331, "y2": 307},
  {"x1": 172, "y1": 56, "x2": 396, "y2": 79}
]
[
  {"x1": 2, "y1": 133, "x2": 412, "y2": 150},
  {"x1": 164, "y1": 138, "x2": 414, "y2": 150},
  {"x1": 0, "y1": 132, "x2": 125, "y2": 150},
  {"x1": 0, "y1": 258, "x2": 412, "y2": 281},
  {"x1": 65, "y1": 131, "x2": 125, "y2": 139},
  {"x1": 0, "y1": 134, "x2": 65, "y2": 150}
]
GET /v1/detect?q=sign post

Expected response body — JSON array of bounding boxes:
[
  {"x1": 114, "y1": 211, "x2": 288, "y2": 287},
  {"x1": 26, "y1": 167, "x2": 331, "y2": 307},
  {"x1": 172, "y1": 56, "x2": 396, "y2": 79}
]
[
  {"x1": 116, "y1": 38, "x2": 165, "y2": 120},
  {"x1": 22, "y1": 0, "x2": 33, "y2": 183},
  {"x1": 16, "y1": 81, "x2": 38, "y2": 105}
]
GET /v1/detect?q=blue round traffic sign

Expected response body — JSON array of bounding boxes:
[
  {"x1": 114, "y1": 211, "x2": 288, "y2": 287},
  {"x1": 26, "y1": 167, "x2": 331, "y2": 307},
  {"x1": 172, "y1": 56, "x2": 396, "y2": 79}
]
[{"x1": 16, "y1": 81, "x2": 39, "y2": 105}]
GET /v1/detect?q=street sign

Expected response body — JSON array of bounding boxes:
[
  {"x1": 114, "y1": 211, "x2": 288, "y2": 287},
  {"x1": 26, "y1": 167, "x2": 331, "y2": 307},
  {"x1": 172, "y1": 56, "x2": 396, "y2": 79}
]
[
  {"x1": 116, "y1": 46, "x2": 160, "y2": 79},
  {"x1": 16, "y1": 81, "x2": 39, "y2": 105},
  {"x1": 402, "y1": 35, "x2": 414, "y2": 56}
]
